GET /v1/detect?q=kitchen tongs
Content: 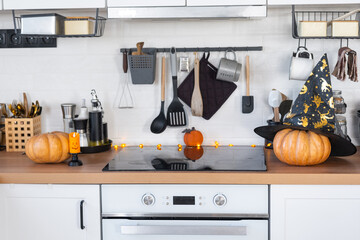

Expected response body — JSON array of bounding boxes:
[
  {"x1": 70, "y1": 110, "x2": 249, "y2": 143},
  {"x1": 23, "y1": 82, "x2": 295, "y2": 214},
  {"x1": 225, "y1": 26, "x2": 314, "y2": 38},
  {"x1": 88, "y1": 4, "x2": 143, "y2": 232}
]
[{"x1": 167, "y1": 47, "x2": 187, "y2": 126}]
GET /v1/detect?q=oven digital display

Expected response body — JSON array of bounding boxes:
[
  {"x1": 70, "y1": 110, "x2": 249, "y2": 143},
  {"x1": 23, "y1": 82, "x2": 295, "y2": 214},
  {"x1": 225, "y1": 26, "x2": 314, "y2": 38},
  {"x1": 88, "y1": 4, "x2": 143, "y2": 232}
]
[{"x1": 173, "y1": 196, "x2": 195, "y2": 205}]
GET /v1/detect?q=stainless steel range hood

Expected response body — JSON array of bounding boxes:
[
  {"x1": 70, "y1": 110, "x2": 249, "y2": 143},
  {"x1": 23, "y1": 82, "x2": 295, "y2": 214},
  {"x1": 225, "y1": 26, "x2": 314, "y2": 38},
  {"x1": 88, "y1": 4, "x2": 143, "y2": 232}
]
[{"x1": 107, "y1": 4, "x2": 267, "y2": 19}]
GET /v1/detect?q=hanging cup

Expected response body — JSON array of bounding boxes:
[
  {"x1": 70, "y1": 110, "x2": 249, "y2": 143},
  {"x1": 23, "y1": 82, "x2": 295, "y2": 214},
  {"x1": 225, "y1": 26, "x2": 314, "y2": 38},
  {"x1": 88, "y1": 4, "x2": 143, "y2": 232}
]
[
  {"x1": 216, "y1": 50, "x2": 242, "y2": 82},
  {"x1": 289, "y1": 47, "x2": 314, "y2": 81}
]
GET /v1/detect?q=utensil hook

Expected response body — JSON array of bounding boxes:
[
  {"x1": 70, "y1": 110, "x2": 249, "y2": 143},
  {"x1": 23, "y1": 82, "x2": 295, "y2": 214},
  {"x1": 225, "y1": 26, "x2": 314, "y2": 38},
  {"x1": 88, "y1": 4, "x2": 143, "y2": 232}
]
[
  {"x1": 225, "y1": 50, "x2": 237, "y2": 60},
  {"x1": 340, "y1": 38, "x2": 349, "y2": 48},
  {"x1": 298, "y1": 38, "x2": 307, "y2": 49}
]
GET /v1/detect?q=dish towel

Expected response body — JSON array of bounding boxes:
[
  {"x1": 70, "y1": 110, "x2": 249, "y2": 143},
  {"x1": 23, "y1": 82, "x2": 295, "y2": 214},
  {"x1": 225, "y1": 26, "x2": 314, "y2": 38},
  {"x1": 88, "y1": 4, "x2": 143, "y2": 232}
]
[{"x1": 332, "y1": 47, "x2": 358, "y2": 82}]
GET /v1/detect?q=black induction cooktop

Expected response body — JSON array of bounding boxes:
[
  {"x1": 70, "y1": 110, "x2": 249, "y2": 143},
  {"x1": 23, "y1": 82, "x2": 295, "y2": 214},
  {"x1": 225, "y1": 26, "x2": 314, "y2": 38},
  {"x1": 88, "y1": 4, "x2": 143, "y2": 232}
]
[{"x1": 103, "y1": 146, "x2": 267, "y2": 171}]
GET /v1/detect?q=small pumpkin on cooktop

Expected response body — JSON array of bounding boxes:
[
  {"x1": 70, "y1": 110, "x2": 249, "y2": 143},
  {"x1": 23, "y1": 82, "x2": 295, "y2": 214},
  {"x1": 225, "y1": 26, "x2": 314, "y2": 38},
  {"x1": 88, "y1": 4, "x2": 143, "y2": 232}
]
[
  {"x1": 25, "y1": 131, "x2": 70, "y2": 164},
  {"x1": 273, "y1": 129, "x2": 331, "y2": 166},
  {"x1": 183, "y1": 127, "x2": 203, "y2": 147}
]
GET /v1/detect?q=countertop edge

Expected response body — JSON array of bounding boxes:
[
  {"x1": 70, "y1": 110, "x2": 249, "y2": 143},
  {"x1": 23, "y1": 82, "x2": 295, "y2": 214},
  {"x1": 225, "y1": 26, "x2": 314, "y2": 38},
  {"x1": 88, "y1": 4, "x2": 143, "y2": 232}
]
[{"x1": 2, "y1": 172, "x2": 360, "y2": 185}]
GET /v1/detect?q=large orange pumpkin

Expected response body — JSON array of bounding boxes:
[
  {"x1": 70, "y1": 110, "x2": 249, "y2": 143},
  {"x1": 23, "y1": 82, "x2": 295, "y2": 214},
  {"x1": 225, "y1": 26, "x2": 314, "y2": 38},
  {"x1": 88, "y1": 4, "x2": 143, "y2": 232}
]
[
  {"x1": 25, "y1": 132, "x2": 70, "y2": 163},
  {"x1": 183, "y1": 127, "x2": 203, "y2": 146},
  {"x1": 273, "y1": 129, "x2": 331, "y2": 166}
]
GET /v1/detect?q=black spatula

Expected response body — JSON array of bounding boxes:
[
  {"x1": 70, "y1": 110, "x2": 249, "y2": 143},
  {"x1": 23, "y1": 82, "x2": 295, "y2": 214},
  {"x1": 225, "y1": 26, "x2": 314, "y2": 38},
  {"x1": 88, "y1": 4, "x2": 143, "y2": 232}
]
[
  {"x1": 242, "y1": 55, "x2": 254, "y2": 113},
  {"x1": 167, "y1": 47, "x2": 187, "y2": 126},
  {"x1": 279, "y1": 100, "x2": 293, "y2": 123}
]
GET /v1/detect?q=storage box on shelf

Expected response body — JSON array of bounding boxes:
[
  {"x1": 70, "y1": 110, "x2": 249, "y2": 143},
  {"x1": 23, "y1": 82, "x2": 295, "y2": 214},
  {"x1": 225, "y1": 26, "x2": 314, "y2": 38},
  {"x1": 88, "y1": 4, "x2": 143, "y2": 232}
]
[
  {"x1": 64, "y1": 17, "x2": 95, "y2": 35},
  {"x1": 5, "y1": 116, "x2": 41, "y2": 152},
  {"x1": 299, "y1": 21, "x2": 327, "y2": 37},
  {"x1": 12, "y1": 8, "x2": 106, "y2": 38},
  {"x1": 292, "y1": 5, "x2": 360, "y2": 39},
  {"x1": 332, "y1": 20, "x2": 359, "y2": 37}
]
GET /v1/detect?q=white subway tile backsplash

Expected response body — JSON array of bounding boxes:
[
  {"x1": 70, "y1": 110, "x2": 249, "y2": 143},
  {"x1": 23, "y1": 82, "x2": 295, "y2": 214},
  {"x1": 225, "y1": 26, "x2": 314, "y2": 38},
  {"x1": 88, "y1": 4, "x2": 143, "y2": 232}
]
[{"x1": 1, "y1": 7, "x2": 360, "y2": 146}]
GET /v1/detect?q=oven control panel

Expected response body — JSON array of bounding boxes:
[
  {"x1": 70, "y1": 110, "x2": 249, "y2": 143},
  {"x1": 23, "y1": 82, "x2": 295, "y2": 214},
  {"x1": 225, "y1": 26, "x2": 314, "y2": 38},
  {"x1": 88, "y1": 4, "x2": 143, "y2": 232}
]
[
  {"x1": 141, "y1": 193, "x2": 227, "y2": 207},
  {"x1": 102, "y1": 184, "x2": 268, "y2": 214}
]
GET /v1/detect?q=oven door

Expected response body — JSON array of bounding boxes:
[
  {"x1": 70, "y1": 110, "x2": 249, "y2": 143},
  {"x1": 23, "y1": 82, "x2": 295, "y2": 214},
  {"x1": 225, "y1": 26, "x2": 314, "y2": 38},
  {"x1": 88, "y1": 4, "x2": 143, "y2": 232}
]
[{"x1": 102, "y1": 219, "x2": 268, "y2": 240}]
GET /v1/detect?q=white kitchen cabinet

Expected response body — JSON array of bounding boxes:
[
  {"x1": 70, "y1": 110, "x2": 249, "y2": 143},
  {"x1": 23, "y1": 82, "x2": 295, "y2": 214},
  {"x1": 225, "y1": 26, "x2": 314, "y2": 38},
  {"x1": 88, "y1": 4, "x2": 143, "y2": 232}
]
[
  {"x1": 187, "y1": 0, "x2": 266, "y2": 6},
  {"x1": 271, "y1": 185, "x2": 360, "y2": 240},
  {"x1": 0, "y1": 184, "x2": 101, "y2": 240},
  {"x1": 3, "y1": 0, "x2": 105, "y2": 10},
  {"x1": 107, "y1": 0, "x2": 185, "y2": 7},
  {"x1": 268, "y1": 0, "x2": 360, "y2": 5}
]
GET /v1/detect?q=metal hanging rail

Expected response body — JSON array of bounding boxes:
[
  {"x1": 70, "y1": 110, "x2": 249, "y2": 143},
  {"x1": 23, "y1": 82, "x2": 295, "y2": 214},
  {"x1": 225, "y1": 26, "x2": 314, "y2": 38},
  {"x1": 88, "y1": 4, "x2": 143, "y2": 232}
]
[{"x1": 120, "y1": 46, "x2": 263, "y2": 53}]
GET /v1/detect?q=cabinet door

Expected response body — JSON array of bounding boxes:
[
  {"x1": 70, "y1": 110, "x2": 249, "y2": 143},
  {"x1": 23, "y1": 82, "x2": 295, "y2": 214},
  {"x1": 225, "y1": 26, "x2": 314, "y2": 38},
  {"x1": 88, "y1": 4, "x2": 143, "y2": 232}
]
[
  {"x1": 268, "y1": 0, "x2": 360, "y2": 5},
  {"x1": 187, "y1": 0, "x2": 266, "y2": 6},
  {"x1": 107, "y1": 0, "x2": 185, "y2": 7},
  {"x1": 271, "y1": 185, "x2": 360, "y2": 240},
  {"x1": 3, "y1": 0, "x2": 105, "y2": 10},
  {"x1": 0, "y1": 184, "x2": 100, "y2": 240}
]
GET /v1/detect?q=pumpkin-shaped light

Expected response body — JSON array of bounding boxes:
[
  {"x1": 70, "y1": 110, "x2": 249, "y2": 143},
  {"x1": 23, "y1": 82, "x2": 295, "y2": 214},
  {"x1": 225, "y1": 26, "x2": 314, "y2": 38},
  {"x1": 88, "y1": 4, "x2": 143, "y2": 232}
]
[
  {"x1": 183, "y1": 127, "x2": 203, "y2": 147},
  {"x1": 273, "y1": 129, "x2": 331, "y2": 166},
  {"x1": 25, "y1": 132, "x2": 71, "y2": 164}
]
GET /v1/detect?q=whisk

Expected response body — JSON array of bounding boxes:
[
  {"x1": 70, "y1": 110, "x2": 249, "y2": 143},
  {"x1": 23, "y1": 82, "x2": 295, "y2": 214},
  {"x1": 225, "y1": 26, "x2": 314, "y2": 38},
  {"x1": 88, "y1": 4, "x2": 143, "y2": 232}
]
[{"x1": 118, "y1": 50, "x2": 134, "y2": 108}]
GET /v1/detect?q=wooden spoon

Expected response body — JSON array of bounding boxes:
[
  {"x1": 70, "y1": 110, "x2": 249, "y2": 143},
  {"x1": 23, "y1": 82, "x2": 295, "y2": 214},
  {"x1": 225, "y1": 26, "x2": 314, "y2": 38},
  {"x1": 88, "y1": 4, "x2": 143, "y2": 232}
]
[
  {"x1": 132, "y1": 42, "x2": 146, "y2": 55},
  {"x1": 191, "y1": 52, "x2": 203, "y2": 117},
  {"x1": 23, "y1": 92, "x2": 28, "y2": 117}
]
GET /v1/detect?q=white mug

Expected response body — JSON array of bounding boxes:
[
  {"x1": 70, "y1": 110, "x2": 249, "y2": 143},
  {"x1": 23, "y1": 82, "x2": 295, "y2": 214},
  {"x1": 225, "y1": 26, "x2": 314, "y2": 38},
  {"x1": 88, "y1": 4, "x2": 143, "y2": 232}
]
[{"x1": 289, "y1": 49, "x2": 314, "y2": 81}]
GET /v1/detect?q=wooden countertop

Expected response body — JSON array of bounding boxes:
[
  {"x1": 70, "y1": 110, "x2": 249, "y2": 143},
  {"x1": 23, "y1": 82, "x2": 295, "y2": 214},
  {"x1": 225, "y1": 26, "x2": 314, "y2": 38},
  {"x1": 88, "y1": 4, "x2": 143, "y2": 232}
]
[{"x1": 1, "y1": 147, "x2": 360, "y2": 184}]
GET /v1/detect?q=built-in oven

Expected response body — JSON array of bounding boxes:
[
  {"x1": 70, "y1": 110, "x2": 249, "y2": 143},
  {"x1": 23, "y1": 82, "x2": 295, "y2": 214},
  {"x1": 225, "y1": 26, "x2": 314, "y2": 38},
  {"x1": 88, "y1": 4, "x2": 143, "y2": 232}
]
[{"x1": 101, "y1": 184, "x2": 269, "y2": 240}]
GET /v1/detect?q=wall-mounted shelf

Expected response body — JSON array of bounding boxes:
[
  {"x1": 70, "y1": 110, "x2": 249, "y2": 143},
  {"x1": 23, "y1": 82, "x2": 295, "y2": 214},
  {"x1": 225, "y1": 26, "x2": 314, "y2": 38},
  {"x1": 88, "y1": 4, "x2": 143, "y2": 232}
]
[
  {"x1": 120, "y1": 46, "x2": 263, "y2": 53},
  {"x1": 292, "y1": 5, "x2": 360, "y2": 40},
  {"x1": 12, "y1": 8, "x2": 106, "y2": 38}
]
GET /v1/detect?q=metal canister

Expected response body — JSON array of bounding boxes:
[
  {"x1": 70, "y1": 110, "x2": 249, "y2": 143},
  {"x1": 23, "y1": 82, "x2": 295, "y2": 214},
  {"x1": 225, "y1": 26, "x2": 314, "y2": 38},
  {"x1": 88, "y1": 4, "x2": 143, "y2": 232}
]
[
  {"x1": 61, "y1": 103, "x2": 76, "y2": 133},
  {"x1": 89, "y1": 111, "x2": 103, "y2": 146}
]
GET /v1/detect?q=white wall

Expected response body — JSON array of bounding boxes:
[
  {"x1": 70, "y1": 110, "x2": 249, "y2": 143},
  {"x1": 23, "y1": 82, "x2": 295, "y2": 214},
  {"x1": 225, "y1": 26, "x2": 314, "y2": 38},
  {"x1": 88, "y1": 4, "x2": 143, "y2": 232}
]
[{"x1": 1, "y1": 6, "x2": 360, "y2": 146}]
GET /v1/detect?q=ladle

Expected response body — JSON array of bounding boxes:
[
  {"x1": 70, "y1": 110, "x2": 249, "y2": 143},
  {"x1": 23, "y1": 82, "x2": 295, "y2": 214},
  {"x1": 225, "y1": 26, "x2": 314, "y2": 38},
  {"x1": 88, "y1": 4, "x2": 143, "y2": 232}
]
[{"x1": 150, "y1": 56, "x2": 167, "y2": 134}]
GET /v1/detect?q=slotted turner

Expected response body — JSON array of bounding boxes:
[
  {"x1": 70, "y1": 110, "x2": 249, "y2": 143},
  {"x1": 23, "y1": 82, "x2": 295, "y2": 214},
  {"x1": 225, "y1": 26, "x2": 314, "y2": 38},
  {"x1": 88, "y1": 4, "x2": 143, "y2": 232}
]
[{"x1": 167, "y1": 47, "x2": 187, "y2": 126}]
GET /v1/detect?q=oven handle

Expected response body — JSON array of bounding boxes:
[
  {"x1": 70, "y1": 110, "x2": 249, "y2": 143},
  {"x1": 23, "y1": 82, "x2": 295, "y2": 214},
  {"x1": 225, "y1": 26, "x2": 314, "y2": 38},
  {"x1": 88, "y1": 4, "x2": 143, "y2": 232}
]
[
  {"x1": 120, "y1": 225, "x2": 247, "y2": 235},
  {"x1": 102, "y1": 213, "x2": 269, "y2": 219}
]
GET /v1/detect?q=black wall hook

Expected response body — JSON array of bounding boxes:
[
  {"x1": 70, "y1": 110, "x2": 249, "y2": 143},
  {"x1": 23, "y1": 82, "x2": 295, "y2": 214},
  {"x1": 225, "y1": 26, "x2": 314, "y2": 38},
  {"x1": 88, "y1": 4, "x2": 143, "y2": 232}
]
[{"x1": 340, "y1": 38, "x2": 349, "y2": 48}]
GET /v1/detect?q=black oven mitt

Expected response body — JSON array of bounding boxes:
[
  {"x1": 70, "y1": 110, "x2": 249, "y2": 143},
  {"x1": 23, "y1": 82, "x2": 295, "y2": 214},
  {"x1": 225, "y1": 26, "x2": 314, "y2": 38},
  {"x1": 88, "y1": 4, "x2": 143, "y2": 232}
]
[{"x1": 177, "y1": 53, "x2": 237, "y2": 120}]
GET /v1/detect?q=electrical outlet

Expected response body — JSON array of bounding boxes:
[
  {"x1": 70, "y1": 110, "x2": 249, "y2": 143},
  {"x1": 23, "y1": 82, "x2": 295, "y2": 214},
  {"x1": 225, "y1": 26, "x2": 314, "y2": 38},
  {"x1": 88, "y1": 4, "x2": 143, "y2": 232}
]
[
  {"x1": 9, "y1": 33, "x2": 22, "y2": 46},
  {"x1": 0, "y1": 29, "x2": 57, "y2": 48},
  {"x1": 25, "y1": 36, "x2": 38, "y2": 45},
  {"x1": 0, "y1": 33, "x2": 6, "y2": 46}
]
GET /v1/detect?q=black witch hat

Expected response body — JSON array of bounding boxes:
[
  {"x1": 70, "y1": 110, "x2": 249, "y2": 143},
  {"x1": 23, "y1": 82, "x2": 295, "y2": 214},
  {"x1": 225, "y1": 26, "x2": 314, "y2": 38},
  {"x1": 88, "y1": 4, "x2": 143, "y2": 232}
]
[{"x1": 255, "y1": 54, "x2": 356, "y2": 156}]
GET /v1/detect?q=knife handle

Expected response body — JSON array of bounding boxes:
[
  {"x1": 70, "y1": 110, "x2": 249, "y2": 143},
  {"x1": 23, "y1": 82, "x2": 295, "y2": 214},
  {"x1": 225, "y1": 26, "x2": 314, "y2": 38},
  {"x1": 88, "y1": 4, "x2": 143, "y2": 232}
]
[
  {"x1": 123, "y1": 51, "x2": 128, "y2": 73},
  {"x1": 170, "y1": 47, "x2": 177, "y2": 77}
]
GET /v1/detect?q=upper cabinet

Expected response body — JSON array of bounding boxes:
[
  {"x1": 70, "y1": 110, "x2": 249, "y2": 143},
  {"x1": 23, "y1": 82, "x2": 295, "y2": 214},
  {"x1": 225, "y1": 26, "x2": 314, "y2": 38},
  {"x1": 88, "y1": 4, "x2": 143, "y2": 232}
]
[
  {"x1": 3, "y1": 0, "x2": 106, "y2": 10},
  {"x1": 268, "y1": 0, "x2": 360, "y2": 5},
  {"x1": 107, "y1": 0, "x2": 185, "y2": 7},
  {"x1": 108, "y1": 0, "x2": 266, "y2": 7},
  {"x1": 0, "y1": 0, "x2": 3, "y2": 10},
  {"x1": 187, "y1": 0, "x2": 266, "y2": 6},
  {"x1": 107, "y1": 0, "x2": 267, "y2": 18}
]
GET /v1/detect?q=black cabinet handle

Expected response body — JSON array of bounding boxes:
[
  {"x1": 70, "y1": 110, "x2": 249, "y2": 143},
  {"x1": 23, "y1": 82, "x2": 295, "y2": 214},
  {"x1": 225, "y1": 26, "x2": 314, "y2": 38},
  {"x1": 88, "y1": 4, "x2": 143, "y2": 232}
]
[{"x1": 80, "y1": 200, "x2": 85, "y2": 230}]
